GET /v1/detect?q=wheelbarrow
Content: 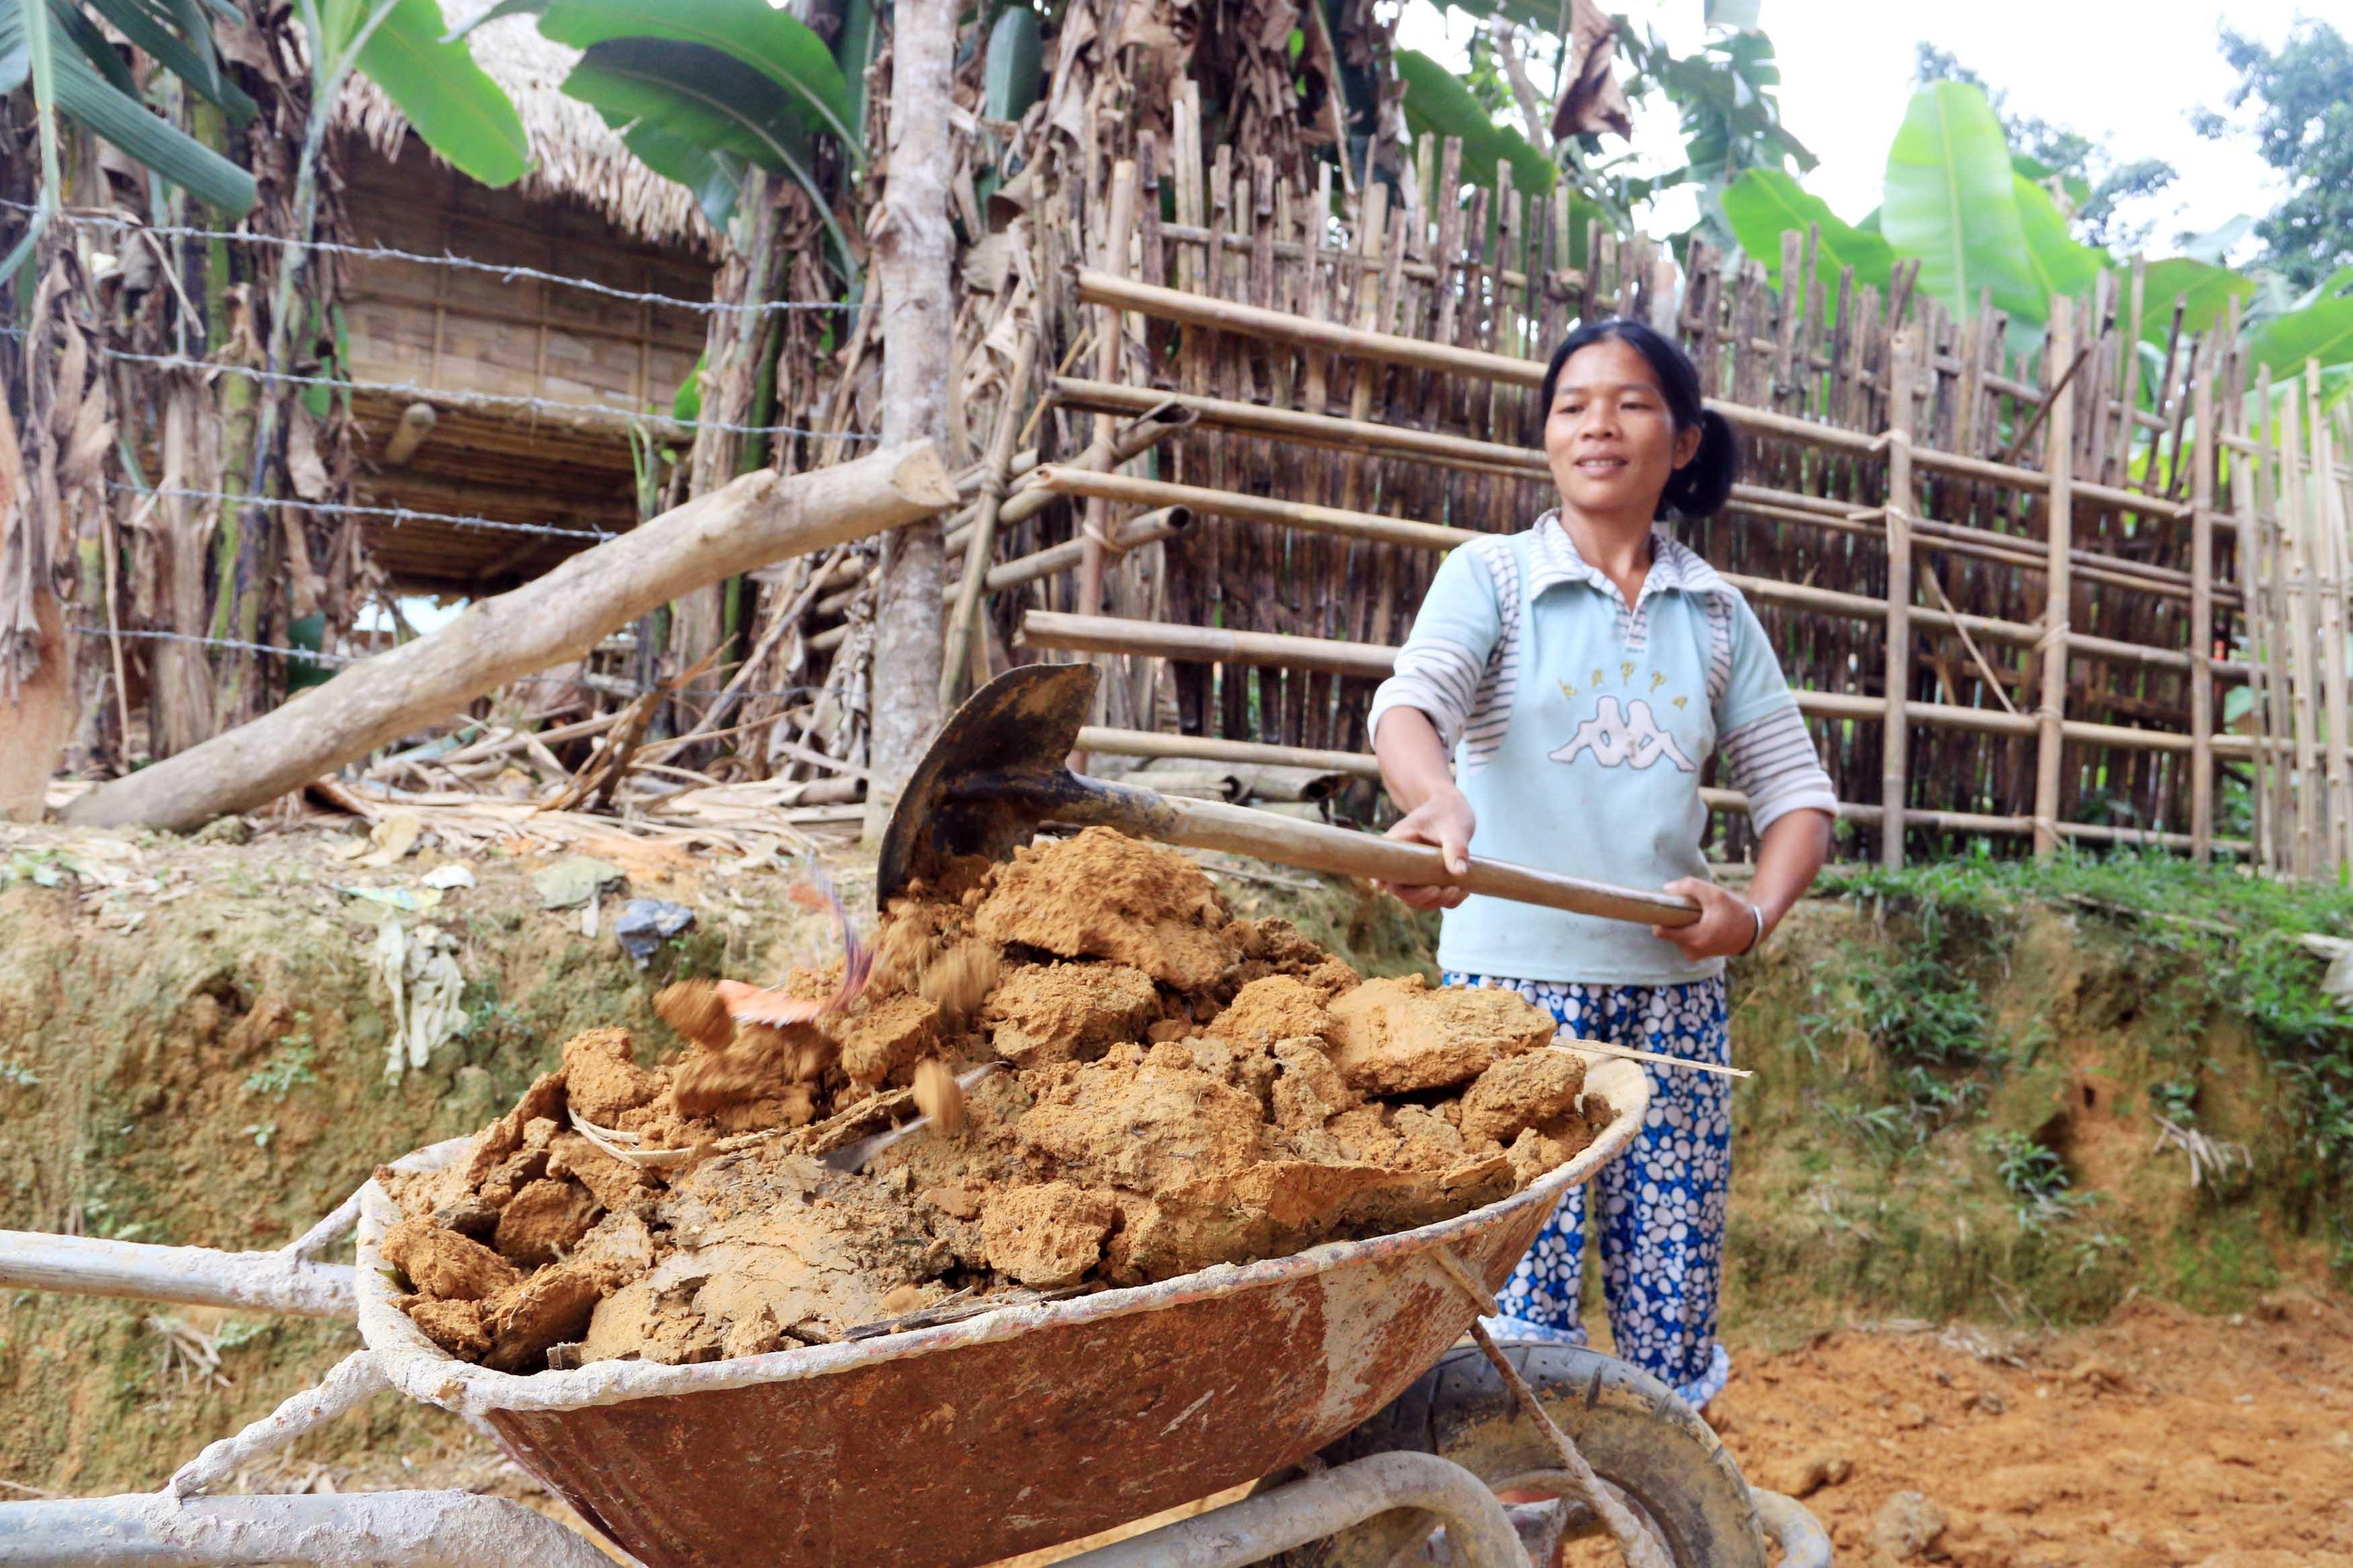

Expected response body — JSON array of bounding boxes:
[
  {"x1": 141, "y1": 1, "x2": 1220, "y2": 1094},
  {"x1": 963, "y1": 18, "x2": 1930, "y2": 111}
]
[
  {"x1": 0, "y1": 664, "x2": 1831, "y2": 1563},
  {"x1": 0, "y1": 1057, "x2": 1827, "y2": 1567}
]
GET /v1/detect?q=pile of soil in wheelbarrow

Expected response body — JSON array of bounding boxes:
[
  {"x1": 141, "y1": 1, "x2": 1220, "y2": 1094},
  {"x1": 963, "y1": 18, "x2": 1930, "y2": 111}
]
[{"x1": 376, "y1": 827, "x2": 1609, "y2": 1372}]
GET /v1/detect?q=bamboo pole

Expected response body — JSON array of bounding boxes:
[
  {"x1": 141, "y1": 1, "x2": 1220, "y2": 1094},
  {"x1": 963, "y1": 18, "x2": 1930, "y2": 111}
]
[
  {"x1": 2032, "y1": 298, "x2": 2077, "y2": 860},
  {"x1": 1053, "y1": 375, "x2": 1539, "y2": 476},
  {"x1": 63, "y1": 444, "x2": 958, "y2": 831},
  {"x1": 1076, "y1": 725, "x2": 1381, "y2": 777},
  {"x1": 1883, "y1": 328, "x2": 1918, "y2": 866},
  {"x1": 1077, "y1": 163, "x2": 1141, "y2": 628},
  {"x1": 2306, "y1": 358, "x2": 2350, "y2": 871},
  {"x1": 980, "y1": 507, "x2": 1193, "y2": 595},
  {"x1": 1076, "y1": 267, "x2": 2197, "y2": 517},
  {"x1": 1021, "y1": 611, "x2": 2240, "y2": 757},
  {"x1": 2280, "y1": 376, "x2": 2322, "y2": 878},
  {"x1": 942, "y1": 320, "x2": 1037, "y2": 708},
  {"x1": 1029, "y1": 464, "x2": 1476, "y2": 552},
  {"x1": 1073, "y1": 719, "x2": 2251, "y2": 854},
  {"x1": 2228, "y1": 354, "x2": 2275, "y2": 872},
  {"x1": 1036, "y1": 466, "x2": 2240, "y2": 676},
  {"x1": 1068, "y1": 365, "x2": 2212, "y2": 602},
  {"x1": 2190, "y1": 342, "x2": 2216, "y2": 862},
  {"x1": 2251, "y1": 365, "x2": 2295, "y2": 870}
]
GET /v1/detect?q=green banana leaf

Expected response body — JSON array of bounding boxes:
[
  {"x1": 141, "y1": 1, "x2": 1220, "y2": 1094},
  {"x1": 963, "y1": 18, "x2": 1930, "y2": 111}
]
[
  {"x1": 832, "y1": 0, "x2": 875, "y2": 137},
  {"x1": 81, "y1": 0, "x2": 252, "y2": 117},
  {"x1": 2010, "y1": 151, "x2": 2089, "y2": 213},
  {"x1": 536, "y1": 0, "x2": 859, "y2": 159},
  {"x1": 2245, "y1": 267, "x2": 2353, "y2": 380},
  {"x1": 2011, "y1": 173, "x2": 2102, "y2": 306},
  {"x1": 0, "y1": 0, "x2": 255, "y2": 212},
  {"x1": 563, "y1": 37, "x2": 853, "y2": 274},
  {"x1": 2134, "y1": 257, "x2": 2254, "y2": 342},
  {"x1": 983, "y1": 5, "x2": 1041, "y2": 123},
  {"x1": 978, "y1": 6, "x2": 1041, "y2": 215},
  {"x1": 1718, "y1": 167, "x2": 1892, "y2": 293},
  {"x1": 1396, "y1": 47, "x2": 1552, "y2": 196},
  {"x1": 1881, "y1": 82, "x2": 2034, "y2": 323},
  {"x1": 354, "y1": 0, "x2": 528, "y2": 188},
  {"x1": 442, "y1": 0, "x2": 540, "y2": 40},
  {"x1": 620, "y1": 119, "x2": 745, "y2": 230},
  {"x1": 51, "y1": 1, "x2": 136, "y2": 97}
]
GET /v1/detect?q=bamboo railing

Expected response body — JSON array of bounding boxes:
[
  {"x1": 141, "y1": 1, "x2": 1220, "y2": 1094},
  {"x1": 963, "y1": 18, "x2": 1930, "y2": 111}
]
[{"x1": 973, "y1": 130, "x2": 2350, "y2": 880}]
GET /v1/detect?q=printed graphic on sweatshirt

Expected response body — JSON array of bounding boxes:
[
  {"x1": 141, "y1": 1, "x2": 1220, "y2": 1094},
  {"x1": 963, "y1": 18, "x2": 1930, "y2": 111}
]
[{"x1": 1548, "y1": 685, "x2": 1698, "y2": 772}]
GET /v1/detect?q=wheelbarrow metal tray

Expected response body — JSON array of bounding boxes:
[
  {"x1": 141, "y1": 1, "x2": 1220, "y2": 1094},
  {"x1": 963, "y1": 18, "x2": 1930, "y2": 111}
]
[{"x1": 355, "y1": 1057, "x2": 1650, "y2": 1568}]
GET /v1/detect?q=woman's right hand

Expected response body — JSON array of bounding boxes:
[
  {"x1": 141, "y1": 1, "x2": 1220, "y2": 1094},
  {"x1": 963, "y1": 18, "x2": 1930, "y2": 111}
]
[{"x1": 1378, "y1": 786, "x2": 1478, "y2": 909}]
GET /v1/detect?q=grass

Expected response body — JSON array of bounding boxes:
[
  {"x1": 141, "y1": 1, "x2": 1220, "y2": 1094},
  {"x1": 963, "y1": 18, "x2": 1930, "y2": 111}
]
[
  {"x1": 240, "y1": 1018, "x2": 319, "y2": 1100},
  {"x1": 1795, "y1": 882, "x2": 2012, "y2": 1150},
  {"x1": 1813, "y1": 846, "x2": 2353, "y2": 1274}
]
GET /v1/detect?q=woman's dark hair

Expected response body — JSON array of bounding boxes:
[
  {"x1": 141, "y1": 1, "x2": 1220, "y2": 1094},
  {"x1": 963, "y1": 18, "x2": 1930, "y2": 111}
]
[{"x1": 1536, "y1": 317, "x2": 1738, "y2": 520}]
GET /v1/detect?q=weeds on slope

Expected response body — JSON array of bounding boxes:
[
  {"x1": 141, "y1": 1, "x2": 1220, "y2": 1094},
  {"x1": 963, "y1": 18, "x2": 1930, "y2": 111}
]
[{"x1": 1817, "y1": 849, "x2": 2353, "y2": 1270}]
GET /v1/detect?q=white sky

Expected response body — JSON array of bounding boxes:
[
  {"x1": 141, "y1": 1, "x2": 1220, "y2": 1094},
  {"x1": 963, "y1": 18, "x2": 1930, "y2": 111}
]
[{"x1": 1396, "y1": 0, "x2": 2317, "y2": 261}]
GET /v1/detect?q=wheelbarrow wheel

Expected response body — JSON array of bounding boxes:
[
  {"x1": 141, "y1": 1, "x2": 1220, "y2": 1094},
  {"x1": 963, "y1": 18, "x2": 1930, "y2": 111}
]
[{"x1": 1271, "y1": 1340, "x2": 1768, "y2": 1567}]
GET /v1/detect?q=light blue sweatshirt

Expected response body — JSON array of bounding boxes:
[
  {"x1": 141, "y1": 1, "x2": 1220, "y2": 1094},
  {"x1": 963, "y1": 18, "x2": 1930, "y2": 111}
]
[{"x1": 1367, "y1": 513, "x2": 1837, "y2": 986}]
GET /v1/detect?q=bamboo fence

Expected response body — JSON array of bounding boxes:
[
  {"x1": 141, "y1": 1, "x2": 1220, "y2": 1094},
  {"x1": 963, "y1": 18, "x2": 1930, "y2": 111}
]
[{"x1": 970, "y1": 127, "x2": 2353, "y2": 879}]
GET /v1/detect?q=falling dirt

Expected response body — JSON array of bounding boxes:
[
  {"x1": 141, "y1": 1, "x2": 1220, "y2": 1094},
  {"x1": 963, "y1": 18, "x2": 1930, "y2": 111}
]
[{"x1": 379, "y1": 829, "x2": 1608, "y2": 1372}]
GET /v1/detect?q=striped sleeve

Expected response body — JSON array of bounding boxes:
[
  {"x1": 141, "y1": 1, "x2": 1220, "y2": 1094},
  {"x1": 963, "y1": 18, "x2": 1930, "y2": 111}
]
[
  {"x1": 1720, "y1": 705, "x2": 1839, "y2": 835},
  {"x1": 1709, "y1": 587, "x2": 1836, "y2": 835},
  {"x1": 1368, "y1": 542, "x2": 1506, "y2": 758}
]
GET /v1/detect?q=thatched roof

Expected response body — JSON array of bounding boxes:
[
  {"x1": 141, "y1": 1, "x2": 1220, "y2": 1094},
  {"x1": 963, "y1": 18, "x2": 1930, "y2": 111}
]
[{"x1": 333, "y1": 0, "x2": 719, "y2": 255}]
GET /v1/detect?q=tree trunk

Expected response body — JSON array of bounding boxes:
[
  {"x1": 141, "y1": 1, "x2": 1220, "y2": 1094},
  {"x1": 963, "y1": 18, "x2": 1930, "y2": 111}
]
[
  {"x1": 62, "y1": 444, "x2": 955, "y2": 831},
  {"x1": 0, "y1": 586, "x2": 73, "y2": 822},
  {"x1": 153, "y1": 376, "x2": 217, "y2": 756},
  {"x1": 865, "y1": 0, "x2": 959, "y2": 834},
  {"x1": 0, "y1": 375, "x2": 73, "y2": 821}
]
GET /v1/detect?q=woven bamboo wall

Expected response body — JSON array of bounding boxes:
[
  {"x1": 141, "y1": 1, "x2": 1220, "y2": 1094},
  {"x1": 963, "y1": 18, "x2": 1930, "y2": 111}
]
[{"x1": 340, "y1": 139, "x2": 711, "y2": 593}]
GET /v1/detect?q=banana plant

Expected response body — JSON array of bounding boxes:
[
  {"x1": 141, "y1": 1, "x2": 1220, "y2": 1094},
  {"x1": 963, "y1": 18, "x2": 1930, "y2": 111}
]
[
  {"x1": 1723, "y1": 82, "x2": 2251, "y2": 352},
  {"x1": 1396, "y1": 46, "x2": 1552, "y2": 196},
  {"x1": 460, "y1": 0, "x2": 862, "y2": 280},
  {"x1": 0, "y1": 0, "x2": 526, "y2": 282},
  {"x1": 0, "y1": 0, "x2": 257, "y2": 277}
]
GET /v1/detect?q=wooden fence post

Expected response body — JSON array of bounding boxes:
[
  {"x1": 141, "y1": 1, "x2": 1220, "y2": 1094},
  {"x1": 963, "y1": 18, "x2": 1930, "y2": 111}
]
[
  {"x1": 1882, "y1": 327, "x2": 1919, "y2": 867},
  {"x1": 2032, "y1": 298, "x2": 2077, "y2": 860},
  {"x1": 1078, "y1": 160, "x2": 1141, "y2": 626},
  {"x1": 2306, "y1": 358, "x2": 2351, "y2": 873},
  {"x1": 2189, "y1": 340, "x2": 2215, "y2": 864},
  {"x1": 2278, "y1": 377, "x2": 2321, "y2": 878}
]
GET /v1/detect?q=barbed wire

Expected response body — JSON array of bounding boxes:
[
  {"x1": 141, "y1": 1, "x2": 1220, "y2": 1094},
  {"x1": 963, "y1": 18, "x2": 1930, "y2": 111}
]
[
  {"x1": 100, "y1": 347, "x2": 868, "y2": 441},
  {"x1": 73, "y1": 624, "x2": 832, "y2": 702},
  {"x1": 109, "y1": 481, "x2": 619, "y2": 542},
  {"x1": 1, "y1": 198, "x2": 861, "y2": 319}
]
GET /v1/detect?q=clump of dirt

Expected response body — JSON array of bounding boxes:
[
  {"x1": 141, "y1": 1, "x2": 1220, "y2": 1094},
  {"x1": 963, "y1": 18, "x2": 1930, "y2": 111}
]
[{"x1": 379, "y1": 829, "x2": 1609, "y2": 1372}]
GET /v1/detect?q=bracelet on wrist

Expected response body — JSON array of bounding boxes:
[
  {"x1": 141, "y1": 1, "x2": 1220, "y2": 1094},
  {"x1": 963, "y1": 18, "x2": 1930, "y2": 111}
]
[{"x1": 1741, "y1": 904, "x2": 1767, "y2": 954}]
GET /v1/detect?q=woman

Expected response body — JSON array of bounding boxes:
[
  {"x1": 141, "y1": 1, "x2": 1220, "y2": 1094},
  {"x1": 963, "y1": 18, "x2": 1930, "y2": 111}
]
[{"x1": 1367, "y1": 319, "x2": 1835, "y2": 1411}]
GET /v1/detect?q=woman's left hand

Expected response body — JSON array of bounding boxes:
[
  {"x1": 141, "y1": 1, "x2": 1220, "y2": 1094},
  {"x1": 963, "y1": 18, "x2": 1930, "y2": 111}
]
[{"x1": 1650, "y1": 877, "x2": 1763, "y2": 960}]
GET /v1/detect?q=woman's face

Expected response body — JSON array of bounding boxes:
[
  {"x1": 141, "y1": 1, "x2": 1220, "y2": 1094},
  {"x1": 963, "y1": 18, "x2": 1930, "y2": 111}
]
[{"x1": 1541, "y1": 337, "x2": 1702, "y2": 520}]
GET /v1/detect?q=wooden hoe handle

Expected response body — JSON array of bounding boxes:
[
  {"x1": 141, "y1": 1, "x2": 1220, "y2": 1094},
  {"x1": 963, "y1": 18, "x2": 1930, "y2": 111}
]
[{"x1": 1071, "y1": 787, "x2": 1702, "y2": 929}]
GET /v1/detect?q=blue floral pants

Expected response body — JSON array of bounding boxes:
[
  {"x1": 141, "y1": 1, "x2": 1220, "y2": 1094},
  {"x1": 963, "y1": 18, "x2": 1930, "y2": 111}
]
[{"x1": 1443, "y1": 971, "x2": 1734, "y2": 1410}]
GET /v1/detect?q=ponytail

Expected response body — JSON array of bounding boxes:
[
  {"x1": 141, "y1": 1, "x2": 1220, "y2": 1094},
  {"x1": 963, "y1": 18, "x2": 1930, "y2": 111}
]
[{"x1": 1660, "y1": 407, "x2": 1738, "y2": 520}]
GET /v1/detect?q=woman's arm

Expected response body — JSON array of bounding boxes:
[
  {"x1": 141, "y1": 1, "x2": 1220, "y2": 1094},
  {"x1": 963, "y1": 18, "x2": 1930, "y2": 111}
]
[
  {"x1": 1365, "y1": 544, "x2": 1506, "y2": 913},
  {"x1": 1652, "y1": 807, "x2": 1831, "y2": 959},
  {"x1": 1373, "y1": 707, "x2": 1476, "y2": 911}
]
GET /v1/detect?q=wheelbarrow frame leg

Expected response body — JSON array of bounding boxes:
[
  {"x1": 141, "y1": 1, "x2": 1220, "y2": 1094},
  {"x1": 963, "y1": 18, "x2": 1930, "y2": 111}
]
[
  {"x1": 1056, "y1": 1452, "x2": 1525, "y2": 1568},
  {"x1": 0, "y1": 1491, "x2": 620, "y2": 1567}
]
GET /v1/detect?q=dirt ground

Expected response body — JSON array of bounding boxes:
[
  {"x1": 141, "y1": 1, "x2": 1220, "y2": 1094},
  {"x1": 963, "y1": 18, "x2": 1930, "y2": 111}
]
[{"x1": 1700, "y1": 1292, "x2": 2353, "y2": 1567}]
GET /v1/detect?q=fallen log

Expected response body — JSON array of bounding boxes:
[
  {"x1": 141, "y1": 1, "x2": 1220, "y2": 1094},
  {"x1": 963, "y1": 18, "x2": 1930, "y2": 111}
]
[{"x1": 63, "y1": 443, "x2": 957, "y2": 831}]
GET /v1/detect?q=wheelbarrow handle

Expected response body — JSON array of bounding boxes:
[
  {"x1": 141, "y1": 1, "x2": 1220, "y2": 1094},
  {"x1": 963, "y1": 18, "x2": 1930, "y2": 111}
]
[{"x1": 1064, "y1": 782, "x2": 1703, "y2": 929}]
